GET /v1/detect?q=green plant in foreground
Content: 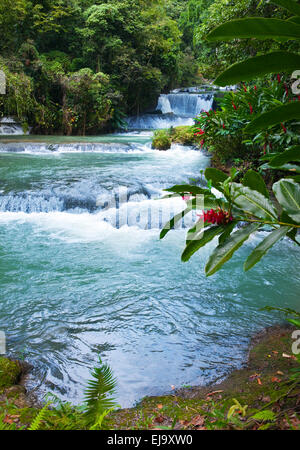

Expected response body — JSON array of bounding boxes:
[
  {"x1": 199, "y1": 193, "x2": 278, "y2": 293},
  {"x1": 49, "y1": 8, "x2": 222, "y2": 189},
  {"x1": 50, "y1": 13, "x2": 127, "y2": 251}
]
[
  {"x1": 83, "y1": 356, "x2": 119, "y2": 430},
  {"x1": 161, "y1": 167, "x2": 300, "y2": 275},
  {"x1": 28, "y1": 402, "x2": 51, "y2": 430},
  {"x1": 160, "y1": 0, "x2": 300, "y2": 276},
  {"x1": 227, "y1": 399, "x2": 248, "y2": 419}
]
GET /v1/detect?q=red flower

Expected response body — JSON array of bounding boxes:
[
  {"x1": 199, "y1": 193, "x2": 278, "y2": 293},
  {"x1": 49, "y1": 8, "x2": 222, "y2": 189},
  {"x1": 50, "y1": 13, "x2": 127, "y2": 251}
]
[
  {"x1": 284, "y1": 83, "x2": 289, "y2": 97},
  {"x1": 281, "y1": 123, "x2": 287, "y2": 133},
  {"x1": 277, "y1": 74, "x2": 281, "y2": 83},
  {"x1": 232, "y1": 102, "x2": 237, "y2": 110},
  {"x1": 249, "y1": 103, "x2": 253, "y2": 114},
  {"x1": 198, "y1": 208, "x2": 233, "y2": 226},
  {"x1": 222, "y1": 123, "x2": 225, "y2": 129},
  {"x1": 243, "y1": 83, "x2": 247, "y2": 92},
  {"x1": 254, "y1": 85, "x2": 257, "y2": 91}
]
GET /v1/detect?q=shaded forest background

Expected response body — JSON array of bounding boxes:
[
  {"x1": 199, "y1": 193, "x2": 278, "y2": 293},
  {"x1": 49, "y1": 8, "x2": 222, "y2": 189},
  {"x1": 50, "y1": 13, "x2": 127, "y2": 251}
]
[{"x1": 0, "y1": 0, "x2": 292, "y2": 134}]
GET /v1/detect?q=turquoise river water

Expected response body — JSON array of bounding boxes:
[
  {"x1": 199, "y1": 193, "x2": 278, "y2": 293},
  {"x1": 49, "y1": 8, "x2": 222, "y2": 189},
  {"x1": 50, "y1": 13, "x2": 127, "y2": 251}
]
[{"x1": 0, "y1": 132, "x2": 299, "y2": 407}]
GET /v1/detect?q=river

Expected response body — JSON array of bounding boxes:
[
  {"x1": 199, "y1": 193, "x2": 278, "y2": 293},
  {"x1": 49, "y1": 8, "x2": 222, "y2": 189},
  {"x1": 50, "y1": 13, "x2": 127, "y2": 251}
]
[{"x1": 0, "y1": 91, "x2": 299, "y2": 407}]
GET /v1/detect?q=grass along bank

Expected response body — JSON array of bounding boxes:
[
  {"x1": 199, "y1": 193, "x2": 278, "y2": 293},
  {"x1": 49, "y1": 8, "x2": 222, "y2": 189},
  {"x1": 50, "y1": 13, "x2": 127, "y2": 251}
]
[{"x1": 1, "y1": 325, "x2": 299, "y2": 430}]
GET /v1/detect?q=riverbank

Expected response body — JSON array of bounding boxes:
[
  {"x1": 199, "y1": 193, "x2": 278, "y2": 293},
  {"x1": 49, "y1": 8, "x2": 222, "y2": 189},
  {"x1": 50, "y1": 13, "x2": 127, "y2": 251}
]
[{"x1": 1, "y1": 324, "x2": 299, "y2": 430}]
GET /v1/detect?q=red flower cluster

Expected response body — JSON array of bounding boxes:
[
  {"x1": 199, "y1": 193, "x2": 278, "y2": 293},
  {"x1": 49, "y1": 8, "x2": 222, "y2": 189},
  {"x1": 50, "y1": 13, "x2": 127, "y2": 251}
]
[
  {"x1": 198, "y1": 208, "x2": 233, "y2": 225},
  {"x1": 194, "y1": 128, "x2": 205, "y2": 136}
]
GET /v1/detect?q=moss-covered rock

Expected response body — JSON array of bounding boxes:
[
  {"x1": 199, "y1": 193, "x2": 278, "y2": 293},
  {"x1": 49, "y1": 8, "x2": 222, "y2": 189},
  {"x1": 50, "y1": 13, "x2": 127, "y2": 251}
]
[
  {"x1": 0, "y1": 357, "x2": 22, "y2": 388},
  {"x1": 169, "y1": 126, "x2": 196, "y2": 145},
  {"x1": 152, "y1": 130, "x2": 171, "y2": 150}
]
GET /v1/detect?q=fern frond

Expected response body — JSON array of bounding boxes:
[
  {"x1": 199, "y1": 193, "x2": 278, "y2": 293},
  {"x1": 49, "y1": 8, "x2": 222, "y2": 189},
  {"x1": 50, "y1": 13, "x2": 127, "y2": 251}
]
[
  {"x1": 28, "y1": 402, "x2": 51, "y2": 430},
  {"x1": 251, "y1": 410, "x2": 276, "y2": 422},
  {"x1": 83, "y1": 357, "x2": 118, "y2": 427}
]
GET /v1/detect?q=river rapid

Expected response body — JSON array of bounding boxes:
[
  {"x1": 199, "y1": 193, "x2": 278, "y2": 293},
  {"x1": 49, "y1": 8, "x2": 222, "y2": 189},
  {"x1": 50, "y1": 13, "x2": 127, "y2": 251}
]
[{"x1": 0, "y1": 92, "x2": 299, "y2": 407}]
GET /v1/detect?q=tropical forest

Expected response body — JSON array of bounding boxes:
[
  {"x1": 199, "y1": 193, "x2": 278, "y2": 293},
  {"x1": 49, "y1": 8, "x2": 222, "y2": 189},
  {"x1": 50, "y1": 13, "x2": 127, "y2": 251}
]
[{"x1": 0, "y1": 0, "x2": 300, "y2": 435}]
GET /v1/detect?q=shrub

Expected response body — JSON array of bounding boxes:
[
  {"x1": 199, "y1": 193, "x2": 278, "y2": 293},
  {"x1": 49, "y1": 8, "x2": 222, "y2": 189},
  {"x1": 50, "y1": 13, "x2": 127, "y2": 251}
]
[
  {"x1": 170, "y1": 126, "x2": 196, "y2": 145},
  {"x1": 194, "y1": 77, "x2": 300, "y2": 163},
  {"x1": 152, "y1": 129, "x2": 171, "y2": 150}
]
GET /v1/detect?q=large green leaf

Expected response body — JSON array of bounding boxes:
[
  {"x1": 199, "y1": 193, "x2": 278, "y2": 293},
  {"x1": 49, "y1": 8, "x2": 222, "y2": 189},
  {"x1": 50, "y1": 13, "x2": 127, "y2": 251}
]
[
  {"x1": 273, "y1": 178, "x2": 300, "y2": 223},
  {"x1": 288, "y1": 16, "x2": 300, "y2": 25},
  {"x1": 205, "y1": 224, "x2": 260, "y2": 276},
  {"x1": 214, "y1": 52, "x2": 300, "y2": 85},
  {"x1": 206, "y1": 18, "x2": 300, "y2": 41},
  {"x1": 245, "y1": 102, "x2": 300, "y2": 133},
  {"x1": 218, "y1": 221, "x2": 237, "y2": 245},
  {"x1": 163, "y1": 185, "x2": 210, "y2": 195},
  {"x1": 204, "y1": 168, "x2": 228, "y2": 189},
  {"x1": 269, "y1": 146, "x2": 300, "y2": 167},
  {"x1": 232, "y1": 184, "x2": 278, "y2": 221},
  {"x1": 242, "y1": 169, "x2": 269, "y2": 198},
  {"x1": 182, "y1": 225, "x2": 224, "y2": 262},
  {"x1": 271, "y1": 0, "x2": 300, "y2": 16},
  {"x1": 244, "y1": 226, "x2": 291, "y2": 271}
]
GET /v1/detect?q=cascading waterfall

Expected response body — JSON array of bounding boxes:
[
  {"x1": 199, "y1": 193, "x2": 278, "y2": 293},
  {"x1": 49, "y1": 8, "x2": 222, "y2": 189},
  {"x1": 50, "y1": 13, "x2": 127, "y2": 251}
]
[
  {"x1": 0, "y1": 141, "x2": 207, "y2": 229},
  {"x1": 0, "y1": 117, "x2": 26, "y2": 135},
  {"x1": 157, "y1": 93, "x2": 213, "y2": 117},
  {"x1": 126, "y1": 89, "x2": 214, "y2": 129}
]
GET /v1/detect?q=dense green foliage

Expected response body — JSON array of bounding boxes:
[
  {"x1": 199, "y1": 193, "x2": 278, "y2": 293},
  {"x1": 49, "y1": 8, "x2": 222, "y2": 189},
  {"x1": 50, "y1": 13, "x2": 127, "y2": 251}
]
[
  {"x1": 180, "y1": 0, "x2": 299, "y2": 78},
  {"x1": 0, "y1": 0, "x2": 199, "y2": 134},
  {"x1": 152, "y1": 129, "x2": 172, "y2": 150},
  {"x1": 1, "y1": 0, "x2": 295, "y2": 134},
  {"x1": 193, "y1": 76, "x2": 300, "y2": 167}
]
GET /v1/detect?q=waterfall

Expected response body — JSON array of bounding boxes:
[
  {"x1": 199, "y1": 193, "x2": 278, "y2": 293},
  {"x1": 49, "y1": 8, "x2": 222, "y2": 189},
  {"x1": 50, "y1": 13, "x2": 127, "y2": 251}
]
[
  {"x1": 0, "y1": 117, "x2": 26, "y2": 135},
  {"x1": 157, "y1": 93, "x2": 213, "y2": 117},
  {"x1": 126, "y1": 88, "x2": 214, "y2": 130}
]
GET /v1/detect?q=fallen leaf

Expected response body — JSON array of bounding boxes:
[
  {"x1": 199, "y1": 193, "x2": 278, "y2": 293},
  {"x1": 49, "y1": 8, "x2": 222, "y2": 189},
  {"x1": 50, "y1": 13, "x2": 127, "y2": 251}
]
[
  {"x1": 250, "y1": 373, "x2": 260, "y2": 379},
  {"x1": 206, "y1": 390, "x2": 223, "y2": 396},
  {"x1": 257, "y1": 378, "x2": 262, "y2": 385},
  {"x1": 154, "y1": 415, "x2": 164, "y2": 424},
  {"x1": 282, "y1": 353, "x2": 292, "y2": 358},
  {"x1": 271, "y1": 377, "x2": 281, "y2": 383},
  {"x1": 277, "y1": 371, "x2": 284, "y2": 376},
  {"x1": 272, "y1": 351, "x2": 278, "y2": 354},
  {"x1": 3, "y1": 415, "x2": 14, "y2": 424},
  {"x1": 191, "y1": 415, "x2": 205, "y2": 427},
  {"x1": 179, "y1": 419, "x2": 190, "y2": 427}
]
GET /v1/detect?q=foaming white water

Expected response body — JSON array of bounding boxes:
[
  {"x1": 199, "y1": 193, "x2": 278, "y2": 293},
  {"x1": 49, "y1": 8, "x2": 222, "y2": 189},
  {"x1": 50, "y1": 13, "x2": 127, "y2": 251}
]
[
  {"x1": 0, "y1": 142, "x2": 154, "y2": 155},
  {"x1": 0, "y1": 117, "x2": 26, "y2": 135},
  {"x1": 126, "y1": 91, "x2": 214, "y2": 130},
  {"x1": 0, "y1": 192, "x2": 200, "y2": 242}
]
